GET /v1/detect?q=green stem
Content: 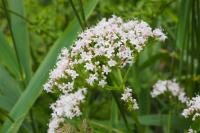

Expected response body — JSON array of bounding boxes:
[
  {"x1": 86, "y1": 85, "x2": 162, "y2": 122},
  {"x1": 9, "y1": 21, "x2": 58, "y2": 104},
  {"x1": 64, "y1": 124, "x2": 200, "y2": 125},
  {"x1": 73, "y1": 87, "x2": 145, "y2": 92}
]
[
  {"x1": 68, "y1": 0, "x2": 85, "y2": 30},
  {"x1": 78, "y1": 0, "x2": 87, "y2": 27},
  {"x1": 167, "y1": 111, "x2": 171, "y2": 133},
  {"x1": 131, "y1": 111, "x2": 144, "y2": 133},
  {"x1": 0, "y1": 6, "x2": 34, "y2": 25},
  {"x1": 85, "y1": 90, "x2": 92, "y2": 119},
  {"x1": 115, "y1": 68, "x2": 143, "y2": 133},
  {"x1": 111, "y1": 91, "x2": 131, "y2": 132},
  {"x1": 123, "y1": 65, "x2": 132, "y2": 83}
]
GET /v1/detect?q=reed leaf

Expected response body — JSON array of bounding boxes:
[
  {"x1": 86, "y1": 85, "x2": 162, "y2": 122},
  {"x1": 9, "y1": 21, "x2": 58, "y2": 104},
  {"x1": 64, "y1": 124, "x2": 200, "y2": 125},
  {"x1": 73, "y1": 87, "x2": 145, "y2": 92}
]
[
  {"x1": 0, "y1": 65, "x2": 21, "y2": 112},
  {"x1": 0, "y1": 32, "x2": 20, "y2": 78},
  {"x1": 5, "y1": 0, "x2": 32, "y2": 84}
]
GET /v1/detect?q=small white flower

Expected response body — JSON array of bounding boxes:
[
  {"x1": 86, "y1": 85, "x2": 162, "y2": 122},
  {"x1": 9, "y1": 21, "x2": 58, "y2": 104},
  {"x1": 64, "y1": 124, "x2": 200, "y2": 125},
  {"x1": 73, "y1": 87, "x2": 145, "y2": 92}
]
[
  {"x1": 102, "y1": 65, "x2": 111, "y2": 75},
  {"x1": 65, "y1": 69, "x2": 79, "y2": 80},
  {"x1": 182, "y1": 95, "x2": 200, "y2": 121},
  {"x1": 98, "y1": 80, "x2": 107, "y2": 87},
  {"x1": 187, "y1": 128, "x2": 197, "y2": 133},
  {"x1": 108, "y1": 59, "x2": 117, "y2": 67},
  {"x1": 44, "y1": 81, "x2": 53, "y2": 93},
  {"x1": 48, "y1": 117, "x2": 64, "y2": 133},
  {"x1": 105, "y1": 47, "x2": 115, "y2": 58},
  {"x1": 121, "y1": 87, "x2": 139, "y2": 110},
  {"x1": 153, "y1": 28, "x2": 167, "y2": 41},
  {"x1": 151, "y1": 80, "x2": 167, "y2": 98},
  {"x1": 84, "y1": 62, "x2": 95, "y2": 71},
  {"x1": 80, "y1": 51, "x2": 93, "y2": 62},
  {"x1": 87, "y1": 74, "x2": 98, "y2": 85},
  {"x1": 48, "y1": 88, "x2": 87, "y2": 133}
]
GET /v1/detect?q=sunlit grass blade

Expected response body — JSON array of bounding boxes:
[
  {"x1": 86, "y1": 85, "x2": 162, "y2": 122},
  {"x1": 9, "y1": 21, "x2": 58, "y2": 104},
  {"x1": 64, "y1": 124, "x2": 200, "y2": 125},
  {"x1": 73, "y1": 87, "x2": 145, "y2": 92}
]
[
  {"x1": 0, "y1": 32, "x2": 20, "y2": 79},
  {"x1": 0, "y1": 0, "x2": 99, "y2": 132}
]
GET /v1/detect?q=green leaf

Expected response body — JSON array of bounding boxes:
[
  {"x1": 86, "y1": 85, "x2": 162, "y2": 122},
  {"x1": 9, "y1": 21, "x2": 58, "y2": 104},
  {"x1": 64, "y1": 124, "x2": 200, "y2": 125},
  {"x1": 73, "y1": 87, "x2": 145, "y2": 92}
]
[
  {"x1": 0, "y1": 32, "x2": 20, "y2": 79},
  {"x1": 139, "y1": 52, "x2": 169, "y2": 70},
  {"x1": 110, "y1": 96, "x2": 118, "y2": 131},
  {"x1": 139, "y1": 114, "x2": 189, "y2": 130},
  {"x1": 0, "y1": 65, "x2": 21, "y2": 112},
  {"x1": 90, "y1": 120, "x2": 126, "y2": 133},
  {"x1": 0, "y1": 0, "x2": 99, "y2": 132},
  {"x1": 7, "y1": 0, "x2": 32, "y2": 84},
  {"x1": 176, "y1": 0, "x2": 191, "y2": 49}
]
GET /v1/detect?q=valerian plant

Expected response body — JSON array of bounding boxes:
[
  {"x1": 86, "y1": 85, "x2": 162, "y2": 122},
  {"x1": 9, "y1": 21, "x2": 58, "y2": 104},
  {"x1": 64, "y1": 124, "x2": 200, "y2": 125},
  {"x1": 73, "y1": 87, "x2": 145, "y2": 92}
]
[
  {"x1": 44, "y1": 15, "x2": 166, "y2": 133},
  {"x1": 151, "y1": 79, "x2": 200, "y2": 133},
  {"x1": 182, "y1": 95, "x2": 200, "y2": 133}
]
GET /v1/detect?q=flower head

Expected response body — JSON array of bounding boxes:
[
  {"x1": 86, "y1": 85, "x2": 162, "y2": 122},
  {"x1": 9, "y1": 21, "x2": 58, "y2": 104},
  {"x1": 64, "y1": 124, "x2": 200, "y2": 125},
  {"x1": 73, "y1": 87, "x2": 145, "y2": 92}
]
[
  {"x1": 151, "y1": 79, "x2": 188, "y2": 104},
  {"x1": 48, "y1": 88, "x2": 87, "y2": 133},
  {"x1": 182, "y1": 95, "x2": 200, "y2": 121},
  {"x1": 44, "y1": 15, "x2": 166, "y2": 94},
  {"x1": 121, "y1": 87, "x2": 139, "y2": 110},
  {"x1": 44, "y1": 15, "x2": 166, "y2": 132}
]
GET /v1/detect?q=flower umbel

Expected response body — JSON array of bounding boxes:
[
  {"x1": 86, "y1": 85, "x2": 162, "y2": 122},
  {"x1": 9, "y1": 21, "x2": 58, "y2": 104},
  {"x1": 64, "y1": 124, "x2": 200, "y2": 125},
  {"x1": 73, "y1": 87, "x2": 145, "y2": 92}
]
[
  {"x1": 121, "y1": 87, "x2": 139, "y2": 110},
  {"x1": 151, "y1": 79, "x2": 188, "y2": 104},
  {"x1": 44, "y1": 15, "x2": 166, "y2": 132},
  {"x1": 182, "y1": 95, "x2": 200, "y2": 121}
]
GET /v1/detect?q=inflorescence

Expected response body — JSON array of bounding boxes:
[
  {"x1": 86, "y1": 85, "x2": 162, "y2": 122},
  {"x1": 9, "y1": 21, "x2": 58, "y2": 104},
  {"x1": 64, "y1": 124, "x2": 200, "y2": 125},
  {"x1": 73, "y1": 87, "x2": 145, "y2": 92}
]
[
  {"x1": 151, "y1": 79, "x2": 188, "y2": 104},
  {"x1": 44, "y1": 15, "x2": 166, "y2": 132},
  {"x1": 182, "y1": 95, "x2": 200, "y2": 121}
]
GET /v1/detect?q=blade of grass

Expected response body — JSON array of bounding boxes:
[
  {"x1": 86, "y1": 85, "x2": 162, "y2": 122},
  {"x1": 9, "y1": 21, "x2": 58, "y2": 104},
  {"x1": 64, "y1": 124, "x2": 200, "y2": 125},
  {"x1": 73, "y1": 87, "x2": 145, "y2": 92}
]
[
  {"x1": 3, "y1": 0, "x2": 32, "y2": 85},
  {"x1": 110, "y1": 96, "x2": 118, "y2": 133},
  {"x1": 0, "y1": 32, "x2": 20, "y2": 78},
  {"x1": 90, "y1": 120, "x2": 126, "y2": 133},
  {"x1": 176, "y1": 0, "x2": 191, "y2": 78},
  {"x1": 138, "y1": 114, "x2": 189, "y2": 130},
  {"x1": 0, "y1": 108, "x2": 14, "y2": 123},
  {"x1": 0, "y1": 5, "x2": 33, "y2": 24},
  {"x1": 0, "y1": 0, "x2": 99, "y2": 132},
  {"x1": 78, "y1": 0, "x2": 87, "y2": 27},
  {"x1": 0, "y1": 65, "x2": 21, "y2": 111},
  {"x1": 68, "y1": 0, "x2": 85, "y2": 30}
]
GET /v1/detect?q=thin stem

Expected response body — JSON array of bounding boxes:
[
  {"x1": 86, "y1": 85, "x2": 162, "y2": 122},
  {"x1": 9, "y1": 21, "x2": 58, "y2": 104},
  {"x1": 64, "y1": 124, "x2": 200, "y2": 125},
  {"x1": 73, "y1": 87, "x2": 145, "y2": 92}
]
[
  {"x1": 111, "y1": 91, "x2": 131, "y2": 132},
  {"x1": 167, "y1": 111, "x2": 171, "y2": 133},
  {"x1": 130, "y1": 111, "x2": 144, "y2": 133},
  {"x1": 30, "y1": 109, "x2": 37, "y2": 133},
  {"x1": 78, "y1": 0, "x2": 87, "y2": 27},
  {"x1": 68, "y1": 0, "x2": 85, "y2": 30},
  {"x1": 0, "y1": 6, "x2": 34, "y2": 25},
  {"x1": 114, "y1": 68, "x2": 143, "y2": 132},
  {"x1": 123, "y1": 65, "x2": 132, "y2": 83}
]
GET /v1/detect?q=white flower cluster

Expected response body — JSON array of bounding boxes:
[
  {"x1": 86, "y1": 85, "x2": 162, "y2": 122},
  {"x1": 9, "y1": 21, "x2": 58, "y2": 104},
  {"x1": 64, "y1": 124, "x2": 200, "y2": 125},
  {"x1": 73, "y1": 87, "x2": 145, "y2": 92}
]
[
  {"x1": 151, "y1": 80, "x2": 188, "y2": 104},
  {"x1": 187, "y1": 128, "x2": 197, "y2": 133},
  {"x1": 48, "y1": 88, "x2": 87, "y2": 133},
  {"x1": 182, "y1": 95, "x2": 200, "y2": 121},
  {"x1": 44, "y1": 15, "x2": 166, "y2": 132},
  {"x1": 121, "y1": 88, "x2": 139, "y2": 110},
  {"x1": 44, "y1": 15, "x2": 166, "y2": 93}
]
